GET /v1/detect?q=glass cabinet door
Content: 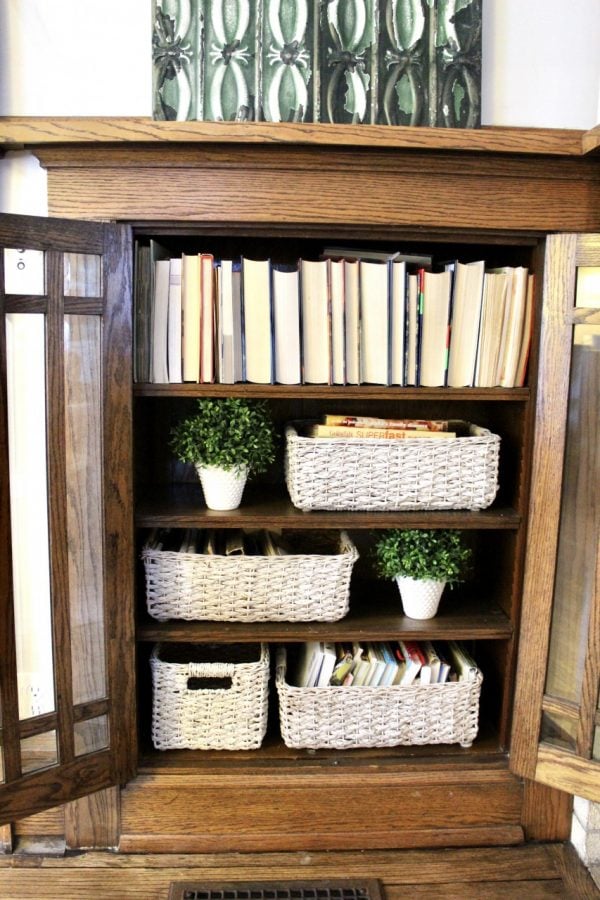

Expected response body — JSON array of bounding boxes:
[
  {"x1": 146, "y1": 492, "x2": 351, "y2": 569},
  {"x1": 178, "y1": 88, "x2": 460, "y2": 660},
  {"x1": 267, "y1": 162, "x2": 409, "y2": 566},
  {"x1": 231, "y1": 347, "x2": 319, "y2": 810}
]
[
  {"x1": 511, "y1": 234, "x2": 600, "y2": 801},
  {"x1": 0, "y1": 214, "x2": 135, "y2": 823}
]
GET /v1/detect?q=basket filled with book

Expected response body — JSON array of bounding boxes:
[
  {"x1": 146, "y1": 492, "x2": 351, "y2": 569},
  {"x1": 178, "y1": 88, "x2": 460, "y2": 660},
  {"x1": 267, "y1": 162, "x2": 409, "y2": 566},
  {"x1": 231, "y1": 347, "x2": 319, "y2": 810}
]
[
  {"x1": 150, "y1": 642, "x2": 269, "y2": 750},
  {"x1": 285, "y1": 415, "x2": 500, "y2": 511},
  {"x1": 276, "y1": 640, "x2": 482, "y2": 750},
  {"x1": 142, "y1": 528, "x2": 358, "y2": 622}
]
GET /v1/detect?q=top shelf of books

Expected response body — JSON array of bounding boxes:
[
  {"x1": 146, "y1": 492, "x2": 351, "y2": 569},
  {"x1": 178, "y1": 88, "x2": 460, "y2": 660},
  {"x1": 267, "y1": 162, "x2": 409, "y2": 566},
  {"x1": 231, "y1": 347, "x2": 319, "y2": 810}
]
[{"x1": 0, "y1": 117, "x2": 594, "y2": 157}]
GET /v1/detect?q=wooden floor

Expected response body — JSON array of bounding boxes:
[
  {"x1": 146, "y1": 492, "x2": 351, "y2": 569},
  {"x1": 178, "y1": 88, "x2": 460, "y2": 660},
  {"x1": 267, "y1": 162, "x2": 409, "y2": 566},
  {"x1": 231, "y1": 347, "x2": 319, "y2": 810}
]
[{"x1": 0, "y1": 844, "x2": 598, "y2": 899}]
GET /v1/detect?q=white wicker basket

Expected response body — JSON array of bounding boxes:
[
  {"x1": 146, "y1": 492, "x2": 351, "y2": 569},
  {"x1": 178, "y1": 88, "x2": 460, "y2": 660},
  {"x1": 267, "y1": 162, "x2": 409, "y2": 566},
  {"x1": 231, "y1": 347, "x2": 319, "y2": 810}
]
[
  {"x1": 142, "y1": 531, "x2": 358, "y2": 622},
  {"x1": 151, "y1": 643, "x2": 269, "y2": 750},
  {"x1": 276, "y1": 647, "x2": 481, "y2": 749},
  {"x1": 285, "y1": 421, "x2": 500, "y2": 511}
]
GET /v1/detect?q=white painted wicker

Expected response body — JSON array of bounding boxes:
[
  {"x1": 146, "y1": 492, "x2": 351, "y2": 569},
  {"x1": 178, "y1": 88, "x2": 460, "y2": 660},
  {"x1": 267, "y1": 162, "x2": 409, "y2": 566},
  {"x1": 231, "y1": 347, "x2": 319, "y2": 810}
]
[
  {"x1": 276, "y1": 647, "x2": 481, "y2": 749},
  {"x1": 142, "y1": 531, "x2": 358, "y2": 622},
  {"x1": 151, "y1": 643, "x2": 269, "y2": 750},
  {"x1": 284, "y1": 421, "x2": 500, "y2": 511}
]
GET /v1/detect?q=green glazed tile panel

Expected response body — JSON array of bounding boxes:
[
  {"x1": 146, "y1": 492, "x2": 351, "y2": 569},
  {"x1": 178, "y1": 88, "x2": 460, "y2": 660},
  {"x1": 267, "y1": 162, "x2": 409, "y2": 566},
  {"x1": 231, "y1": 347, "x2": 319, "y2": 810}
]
[{"x1": 152, "y1": 0, "x2": 481, "y2": 126}]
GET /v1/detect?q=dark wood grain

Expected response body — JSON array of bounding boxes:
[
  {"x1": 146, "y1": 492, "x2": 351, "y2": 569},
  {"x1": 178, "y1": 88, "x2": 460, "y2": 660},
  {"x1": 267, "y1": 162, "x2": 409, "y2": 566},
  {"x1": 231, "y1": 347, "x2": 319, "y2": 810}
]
[{"x1": 136, "y1": 598, "x2": 513, "y2": 643}]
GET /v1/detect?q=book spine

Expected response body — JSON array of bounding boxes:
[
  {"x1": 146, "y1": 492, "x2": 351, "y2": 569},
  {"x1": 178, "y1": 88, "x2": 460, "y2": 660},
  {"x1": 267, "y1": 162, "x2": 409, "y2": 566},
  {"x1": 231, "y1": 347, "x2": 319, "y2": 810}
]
[
  {"x1": 311, "y1": 425, "x2": 455, "y2": 440},
  {"x1": 324, "y1": 415, "x2": 449, "y2": 431}
]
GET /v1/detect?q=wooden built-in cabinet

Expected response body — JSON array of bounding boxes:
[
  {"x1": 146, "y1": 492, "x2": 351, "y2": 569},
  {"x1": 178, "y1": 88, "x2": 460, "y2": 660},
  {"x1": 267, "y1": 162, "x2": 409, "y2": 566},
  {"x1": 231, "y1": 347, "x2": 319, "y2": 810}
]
[{"x1": 0, "y1": 119, "x2": 599, "y2": 853}]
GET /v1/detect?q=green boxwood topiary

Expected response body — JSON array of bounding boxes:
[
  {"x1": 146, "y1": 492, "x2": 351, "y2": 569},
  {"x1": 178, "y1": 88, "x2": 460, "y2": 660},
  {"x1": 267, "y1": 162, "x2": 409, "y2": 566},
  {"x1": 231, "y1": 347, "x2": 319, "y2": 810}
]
[
  {"x1": 373, "y1": 528, "x2": 472, "y2": 585},
  {"x1": 169, "y1": 397, "x2": 276, "y2": 475}
]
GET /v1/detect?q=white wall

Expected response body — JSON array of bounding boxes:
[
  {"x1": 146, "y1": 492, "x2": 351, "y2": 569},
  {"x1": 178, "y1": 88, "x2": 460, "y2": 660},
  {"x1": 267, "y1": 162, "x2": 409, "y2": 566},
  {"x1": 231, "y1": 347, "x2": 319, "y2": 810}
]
[{"x1": 1, "y1": 0, "x2": 598, "y2": 214}]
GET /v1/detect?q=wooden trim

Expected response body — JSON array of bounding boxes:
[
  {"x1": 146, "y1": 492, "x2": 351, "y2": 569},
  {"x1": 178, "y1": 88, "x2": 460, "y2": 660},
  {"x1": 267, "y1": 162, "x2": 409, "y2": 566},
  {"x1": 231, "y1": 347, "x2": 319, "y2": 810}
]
[
  {"x1": 0, "y1": 213, "x2": 105, "y2": 254},
  {"x1": 134, "y1": 383, "x2": 529, "y2": 401},
  {"x1": 41, "y1": 163, "x2": 600, "y2": 231},
  {"x1": 536, "y1": 746, "x2": 600, "y2": 802},
  {"x1": 575, "y1": 520, "x2": 600, "y2": 757},
  {"x1": 582, "y1": 124, "x2": 600, "y2": 155},
  {"x1": 65, "y1": 786, "x2": 119, "y2": 850},
  {"x1": 521, "y1": 779, "x2": 572, "y2": 842},
  {"x1": 0, "y1": 117, "x2": 588, "y2": 156},
  {"x1": 46, "y1": 250, "x2": 75, "y2": 766},
  {"x1": 0, "y1": 250, "x2": 22, "y2": 784},
  {"x1": 118, "y1": 825, "x2": 525, "y2": 854},
  {"x1": 509, "y1": 234, "x2": 578, "y2": 778},
  {"x1": 101, "y1": 223, "x2": 136, "y2": 785}
]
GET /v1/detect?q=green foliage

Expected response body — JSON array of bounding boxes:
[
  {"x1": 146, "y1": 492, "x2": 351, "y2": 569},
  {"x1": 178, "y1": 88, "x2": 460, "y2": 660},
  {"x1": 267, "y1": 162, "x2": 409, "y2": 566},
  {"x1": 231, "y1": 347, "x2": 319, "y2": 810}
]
[
  {"x1": 373, "y1": 529, "x2": 472, "y2": 585},
  {"x1": 169, "y1": 397, "x2": 276, "y2": 475}
]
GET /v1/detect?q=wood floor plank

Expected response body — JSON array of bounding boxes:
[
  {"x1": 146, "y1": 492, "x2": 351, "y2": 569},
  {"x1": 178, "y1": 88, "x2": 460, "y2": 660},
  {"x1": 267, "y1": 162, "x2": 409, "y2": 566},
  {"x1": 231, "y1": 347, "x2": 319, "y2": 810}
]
[{"x1": 0, "y1": 843, "x2": 596, "y2": 900}]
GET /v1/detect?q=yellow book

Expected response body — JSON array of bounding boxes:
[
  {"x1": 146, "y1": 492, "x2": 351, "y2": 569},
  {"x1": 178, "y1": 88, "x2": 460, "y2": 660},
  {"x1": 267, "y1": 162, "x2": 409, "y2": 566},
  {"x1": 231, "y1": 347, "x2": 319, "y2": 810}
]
[{"x1": 307, "y1": 424, "x2": 456, "y2": 440}]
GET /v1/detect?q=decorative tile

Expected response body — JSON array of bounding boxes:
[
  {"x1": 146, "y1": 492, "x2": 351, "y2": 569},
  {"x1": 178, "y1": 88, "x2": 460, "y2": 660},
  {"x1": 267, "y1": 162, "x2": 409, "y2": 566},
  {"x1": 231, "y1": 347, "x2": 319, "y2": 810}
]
[{"x1": 152, "y1": 0, "x2": 481, "y2": 127}]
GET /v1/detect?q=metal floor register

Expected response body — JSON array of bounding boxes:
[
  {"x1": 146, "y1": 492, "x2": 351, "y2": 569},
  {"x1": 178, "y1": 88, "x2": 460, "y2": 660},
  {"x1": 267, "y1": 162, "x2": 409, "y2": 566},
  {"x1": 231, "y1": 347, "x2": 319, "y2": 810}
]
[{"x1": 168, "y1": 881, "x2": 385, "y2": 900}]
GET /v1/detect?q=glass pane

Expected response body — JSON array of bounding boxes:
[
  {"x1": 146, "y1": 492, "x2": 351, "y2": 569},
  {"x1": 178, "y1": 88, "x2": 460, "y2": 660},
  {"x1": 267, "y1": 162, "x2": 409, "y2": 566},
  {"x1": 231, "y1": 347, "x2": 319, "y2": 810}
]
[
  {"x1": 6, "y1": 314, "x2": 55, "y2": 720},
  {"x1": 64, "y1": 316, "x2": 106, "y2": 704},
  {"x1": 575, "y1": 267, "x2": 600, "y2": 308},
  {"x1": 540, "y1": 711, "x2": 577, "y2": 752},
  {"x1": 545, "y1": 324, "x2": 600, "y2": 702},
  {"x1": 64, "y1": 253, "x2": 102, "y2": 298},
  {"x1": 74, "y1": 716, "x2": 109, "y2": 757},
  {"x1": 3, "y1": 248, "x2": 45, "y2": 295},
  {"x1": 20, "y1": 731, "x2": 58, "y2": 775}
]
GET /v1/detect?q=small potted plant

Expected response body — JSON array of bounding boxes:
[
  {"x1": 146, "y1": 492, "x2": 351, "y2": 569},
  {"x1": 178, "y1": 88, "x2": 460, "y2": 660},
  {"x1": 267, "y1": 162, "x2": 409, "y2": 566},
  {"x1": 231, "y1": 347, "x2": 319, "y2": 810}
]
[
  {"x1": 373, "y1": 528, "x2": 472, "y2": 619},
  {"x1": 169, "y1": 397, "x2": 276, "y2": 510}
]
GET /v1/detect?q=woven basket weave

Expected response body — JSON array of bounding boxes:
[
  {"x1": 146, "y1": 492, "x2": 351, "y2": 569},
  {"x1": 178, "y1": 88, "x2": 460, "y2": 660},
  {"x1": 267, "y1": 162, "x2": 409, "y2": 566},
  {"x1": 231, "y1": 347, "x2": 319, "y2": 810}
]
[
  {"x1": 285, "y1": 421, "x2": 500, "y2": 511},
  {"x1": 142, "y1": 531, "x2": 358, "y2": 622},
  {"x1": 151, "y1": 643, "x2": 269, "y2": 750},
  {"x1": 276, "y1": 648, "x2": 481, "y2": 749}
]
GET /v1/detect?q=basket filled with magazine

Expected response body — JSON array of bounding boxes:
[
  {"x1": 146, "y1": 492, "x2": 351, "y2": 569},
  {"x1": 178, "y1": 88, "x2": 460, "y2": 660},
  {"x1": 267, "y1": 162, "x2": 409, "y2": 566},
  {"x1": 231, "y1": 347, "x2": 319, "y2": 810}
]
[
  {"x1": 276, "y1": 640, "x2": 482, "y2": 750},
  {"x1": 142, "y1": 528, "x2": 358, "y2": 622},
  {"x1": 284, "y1": 415, "x2": 500, "y2": 512}
]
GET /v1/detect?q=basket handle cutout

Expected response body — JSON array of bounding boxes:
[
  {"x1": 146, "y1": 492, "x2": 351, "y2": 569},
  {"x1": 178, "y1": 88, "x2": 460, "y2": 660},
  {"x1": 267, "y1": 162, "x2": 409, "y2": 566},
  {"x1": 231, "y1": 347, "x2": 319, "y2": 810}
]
[{"x1": 187, "y1": 676, "x2": 232, "y2": 691}]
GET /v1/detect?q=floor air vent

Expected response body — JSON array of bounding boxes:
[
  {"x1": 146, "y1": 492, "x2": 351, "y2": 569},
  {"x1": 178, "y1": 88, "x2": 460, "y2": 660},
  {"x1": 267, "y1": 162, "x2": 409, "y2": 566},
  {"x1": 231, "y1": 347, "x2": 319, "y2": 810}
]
[{"x1": 168, "y1": 880, "x2": 385, "y2": 900}]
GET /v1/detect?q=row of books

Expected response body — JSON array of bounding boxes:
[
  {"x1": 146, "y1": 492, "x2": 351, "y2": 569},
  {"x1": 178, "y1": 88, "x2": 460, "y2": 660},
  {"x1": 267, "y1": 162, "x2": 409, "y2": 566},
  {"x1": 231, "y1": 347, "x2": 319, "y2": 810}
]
[
  {"x1": 305, "y1": 414, "x2": 464, "y2": 441},
  {"x1": 144, "y1": 528, "x2": 289, "y2": 557},
  {"x1": 134, "y1": 244, "x2": 534, "y2": 388},
  {"x1": 294, "y1": 640, "x2": 479, "y2": 688}
]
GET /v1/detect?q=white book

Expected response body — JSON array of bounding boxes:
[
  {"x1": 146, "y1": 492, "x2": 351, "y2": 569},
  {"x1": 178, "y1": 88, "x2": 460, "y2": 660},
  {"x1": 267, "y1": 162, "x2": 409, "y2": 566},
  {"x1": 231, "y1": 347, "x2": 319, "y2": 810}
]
[
  {"x1": 219, "y1": 259, "x2": 237, "y2": 384},
  {"x1": 419, "y1": 269, "x2": 452, "y2": 387},
  {"x1": 446, "y1": 259, "x2": 485, "y2": 387},
  {"x1": 405, "y1": 273, "x2": 419, "y2": 386},
  {"x1": 344, "y1": 259, "x2": 360, "y2": 385},
  {"x1": 390, "y1": 260, "x2": 406, "y2": 385},
  {"x1": 474, "y1": 271, "x2": 510, "y2": 387},
  {"x1": 167, "y1": 257, "x2": 182, "y2": 383},
  {"x1": 496, "y1": 266, "x2": 529, "y2": 387},
  {"x1": 360, "y1": 259, "x2": 389, "y2": 385},
  {"x1": 181, "y1": 253, "x2": 201, "y2": 382},
  {"x1": 151, "y1": 258, "x2": 170, "y2": 384},
  {"x1": 301, "y1": 259, "x2": 331, "y2": 384},
  {"x1": 272, "y1": 265, "x2": 301, "y2": 384},
  {"x1": 316, "y1": 642, "x2": 337, "y2": 687},
  {"x1": 200, "y1": 253, "x2": 215, "y2": 383},
  {"x1": 243, "y1": 257, "x2": 273, "y2": 384},
  {"x1": 330, "y1": 258, "x2": 346, "y2": 385}
]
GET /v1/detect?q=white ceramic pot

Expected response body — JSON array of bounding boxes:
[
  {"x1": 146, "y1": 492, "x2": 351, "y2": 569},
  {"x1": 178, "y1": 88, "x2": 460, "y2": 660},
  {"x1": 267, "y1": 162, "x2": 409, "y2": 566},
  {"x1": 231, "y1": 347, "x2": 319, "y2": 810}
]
[
  {"x1": 395, "y1": 576, "x2": 446, "y2": 619},
  {"x1": 196, "y1": 464, "x2": 248, "y2": 511}
]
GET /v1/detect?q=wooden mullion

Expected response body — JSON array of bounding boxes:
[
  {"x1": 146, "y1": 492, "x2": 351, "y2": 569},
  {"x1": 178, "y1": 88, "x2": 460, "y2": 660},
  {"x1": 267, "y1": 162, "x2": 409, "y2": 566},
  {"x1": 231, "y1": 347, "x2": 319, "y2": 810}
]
[
  {"x1": 45, "y1": 249, "x2": 75, "y2": 766},
  {"x1": 4, "y1": 296, "x2": 48, "y2": 313},
  {"x1": 575, "y1": 541, "x2": 600, "y2": 757},
  {"x1": 0, "y1": 247, "x2": 23, "y2": 783},
  {"x1": 101, "y1": 223, "x2": 136, "y2": 785}
]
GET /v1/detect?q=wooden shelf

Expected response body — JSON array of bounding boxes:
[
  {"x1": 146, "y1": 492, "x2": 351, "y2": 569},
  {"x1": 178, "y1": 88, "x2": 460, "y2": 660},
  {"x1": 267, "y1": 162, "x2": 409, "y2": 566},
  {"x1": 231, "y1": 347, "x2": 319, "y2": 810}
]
[
  {"x1": 0, "y1": 117, "x2": 589, "y2": 156},
  {"x1": 136, "y1": 595, "x2": 512, "y2": 643},
  {"x1": 135, "y1": 486, "x2": 521, "y2": 529},
  {"x1": 137, "y1": 720, "x2": 506, "y2": 773},
  {"x1": 134, "y1": 383, "x2": 530, "y2": 402}
]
